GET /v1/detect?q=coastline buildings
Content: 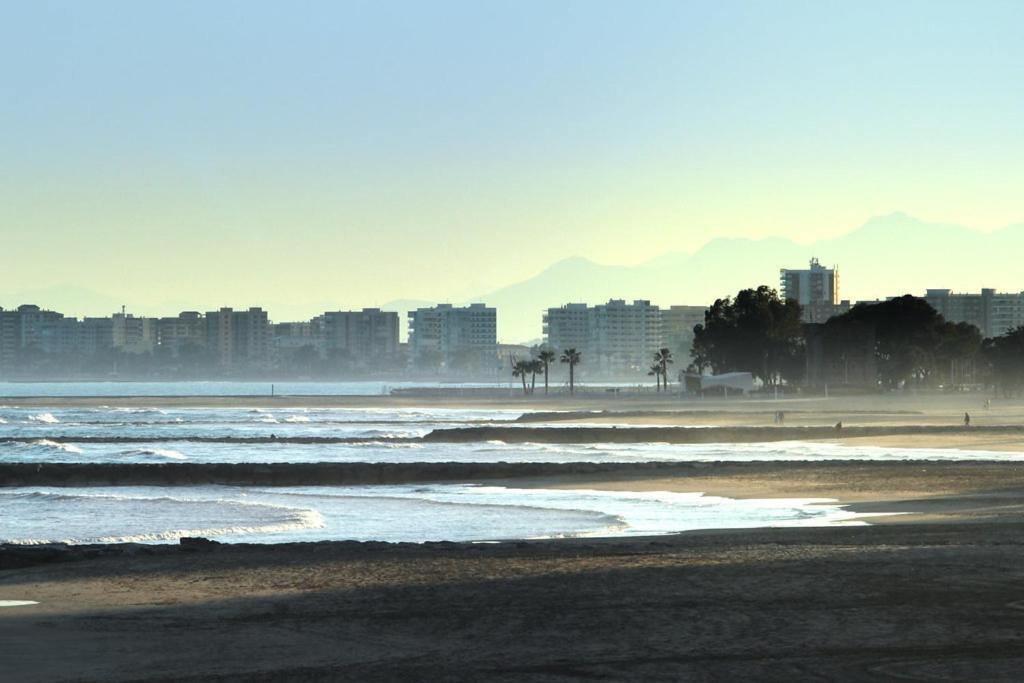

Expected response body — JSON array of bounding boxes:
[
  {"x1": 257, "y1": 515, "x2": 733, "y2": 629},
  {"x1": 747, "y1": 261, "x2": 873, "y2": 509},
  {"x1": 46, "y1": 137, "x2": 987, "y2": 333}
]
[
  {"x1": 542, "y1": 303, "x2": 589, "y2": 352},
  {"x1": 205, "y1": 307, "x2": 271, "y2": 369},
  {"x1": 112, "y1": 312, "x2": 156, "y2": 355},
  {"x1": 780, "y1": 258, "x2": 850, "y2": 322},
  {"x1": 156, "y1": 312, "x2": 205, "y2": 357},
  {"x1": 661, "y1": 305, "x2": 706, "y2": 359},
  {"x1": 924, "y1": 289, "x2": 1024, "y2": 338},
  {"x1": 543, "y1": 299, "x2": 666, "y2": 373},
  {"x1": 407, "y1": 303, "x2": 497, "y2": 371},
  {"x1": 318, "y1": 308, "x2": 400, "y2": 363}
]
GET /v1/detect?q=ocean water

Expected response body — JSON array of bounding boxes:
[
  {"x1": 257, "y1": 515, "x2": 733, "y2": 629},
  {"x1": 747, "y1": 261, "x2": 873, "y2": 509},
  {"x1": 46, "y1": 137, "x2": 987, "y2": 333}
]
[
  {"x1": 0, "y1": 484, "x2": 863, "y2": 545},
  {"x1": 2, "y1": 405, "x2": 1022, "y2": 464},
  {"x1": 0, "y1": 381, "x2": 517, "y2": 397},
  {"x1": 0, "y1": 405, "x2": 526, "y2": 439}
]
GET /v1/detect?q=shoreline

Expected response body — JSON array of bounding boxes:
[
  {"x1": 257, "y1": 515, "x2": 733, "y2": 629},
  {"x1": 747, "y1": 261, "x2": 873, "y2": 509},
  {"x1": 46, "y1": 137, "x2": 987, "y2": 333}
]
[
  {"x1": 8, "y1": 423, "x2": 1024, "y2": 447},
  {"x1": 6, "y1": 520, "x2": 1024, "y2": 680}
]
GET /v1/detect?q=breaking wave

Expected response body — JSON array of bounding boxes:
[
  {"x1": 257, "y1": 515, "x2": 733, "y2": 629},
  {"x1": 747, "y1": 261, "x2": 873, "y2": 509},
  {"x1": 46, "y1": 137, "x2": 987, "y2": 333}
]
[
  {"x1": 120, "y1": 448, "x2": 188, "y2": 460},
  {"x1": 0, "y1": 490, "x2": 324, "y2": 545},
  {"x1": 30, "y1": 439, "x2": 84, "y2": 454}
]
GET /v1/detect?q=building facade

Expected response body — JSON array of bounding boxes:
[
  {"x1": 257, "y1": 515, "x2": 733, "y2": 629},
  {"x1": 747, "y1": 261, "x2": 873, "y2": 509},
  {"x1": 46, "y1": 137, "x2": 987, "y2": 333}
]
[
  {"x1": 781, "y1": 258, "x2": 849, "y2": 322},
  {"x1": 156, "y1": 312, "x2": 206, "y2": 357},
  {"x1": 407, "y1": 303, "x2": 497, "y2": 371},
  {"x1": 543, "y1": 299, "x2": 666, "y2": 373},
  {"x1": 925, "y1": 288, "x2": 1024, "y2": 338},
  {"x1": 205, "y1": 307, "x2": 271, "y2": 370},
  {"x1": 661, "y1": 305, "x2": 705, "y2": 363},
  {"x1": 542, "y1": 303, "x2": 589, "y2": 353},
  {"x1": 319, "y1": 308, "x2": 400, "y2": 365}
]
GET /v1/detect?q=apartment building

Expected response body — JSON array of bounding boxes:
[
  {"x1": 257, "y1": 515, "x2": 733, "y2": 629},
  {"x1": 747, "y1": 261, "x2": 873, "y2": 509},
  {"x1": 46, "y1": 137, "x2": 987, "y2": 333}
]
[
  {"x1": 661, "y1": 305, "x2": 705, "y2": 361},
  {"x1": 543, "y1": 299, "x2": 664, "y2": 372},
  {"x1": 205, "y1": 307, "x2": 271, "y2": 369},
  {"x1": 925, "y1": 288, "x2": 1024, "y2": 338},
  {"x1": 407, "y1": 303, "x2": 496, "y2": 369},
  {"x1": 156, "y1": 312, "x2": 206, "y2": 356},
  {"x1": 319, "y1": 308, "x2": 400, "y2": 363},
  {"x1": 780, "y1": 258, "x2": 850, "y2": 322}
]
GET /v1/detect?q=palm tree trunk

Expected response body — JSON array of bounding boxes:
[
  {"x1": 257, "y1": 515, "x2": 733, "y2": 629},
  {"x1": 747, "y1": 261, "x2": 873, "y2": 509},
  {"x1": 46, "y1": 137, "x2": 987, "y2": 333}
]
[
  {"x1": 521, "y1": 374, "x2": 527, "y2": 395},
  {"x1": 569, "y1": 363, "x2": 575, "y2": 394},
  {"x1": 544, "y1": 363, "x2": 549, "y2": 395},
  {"x1": 530, "y1": 372, "x2": 536, "y2": 394}
]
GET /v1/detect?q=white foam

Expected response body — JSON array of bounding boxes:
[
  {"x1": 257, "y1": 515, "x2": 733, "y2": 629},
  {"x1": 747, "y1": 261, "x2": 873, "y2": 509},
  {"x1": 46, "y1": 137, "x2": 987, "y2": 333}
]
[
  {"x1": 124, "y1": 448, "x2": 188, "y2": 460},
  {"x1": 27, "y1": 412, "x2": 59, "y2": 424},
  {"x1": 0, "y1": 600, "x2": 38, "y2": 608},
  {"x1": 31, "y1": 439, "x2": 84, "y2": 454}
]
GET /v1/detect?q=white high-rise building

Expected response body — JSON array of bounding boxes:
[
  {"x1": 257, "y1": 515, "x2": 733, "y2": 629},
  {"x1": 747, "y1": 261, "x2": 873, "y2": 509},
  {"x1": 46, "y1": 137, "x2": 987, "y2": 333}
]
[
  {"x1": 781, "y1": 258, "x2": 848, "y2": 322},
  {"x1": 543, "y1": 299, "x2": 664, "y2": 372},
  {"x1": 407, "y1": 303, "x2": 497, "y2": 370}
]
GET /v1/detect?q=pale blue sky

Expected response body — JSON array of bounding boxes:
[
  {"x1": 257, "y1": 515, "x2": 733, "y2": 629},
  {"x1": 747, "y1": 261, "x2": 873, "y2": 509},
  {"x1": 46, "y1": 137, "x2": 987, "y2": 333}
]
[{"x1": 1, "y1": 1, "x2": 1022, "y2": 313}]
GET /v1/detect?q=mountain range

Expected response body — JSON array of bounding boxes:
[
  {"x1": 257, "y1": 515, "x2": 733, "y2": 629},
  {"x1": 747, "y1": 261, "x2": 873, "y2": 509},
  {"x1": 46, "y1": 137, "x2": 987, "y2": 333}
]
[
  {"x1": 6, "y1": 213, "x2": 1024, "y2": 343},
  {"x1": 447, "y1": 212, "x2": 1024, "y2": 342}
]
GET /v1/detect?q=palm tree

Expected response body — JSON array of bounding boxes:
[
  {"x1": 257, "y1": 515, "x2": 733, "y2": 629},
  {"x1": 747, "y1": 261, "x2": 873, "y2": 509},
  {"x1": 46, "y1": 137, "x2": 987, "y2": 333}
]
[
  {"x1": 647, "y1": 362, "x2": 663, "y2": 392},
  {"x1": 560, "y1": 348, "x2": 582, "y2": 394},
  {"x1": 655, "y1": 348, "x2": 674, "y2": 392},
  {"x1": 537, "y1": 348, "x2": 557, "y2": 395},
  {"x1": 512, "y1": 358, "x2": 531, "y2": 395},
  {"x1": 528, "y1": 358, "x2": 543, "y2": 394}
]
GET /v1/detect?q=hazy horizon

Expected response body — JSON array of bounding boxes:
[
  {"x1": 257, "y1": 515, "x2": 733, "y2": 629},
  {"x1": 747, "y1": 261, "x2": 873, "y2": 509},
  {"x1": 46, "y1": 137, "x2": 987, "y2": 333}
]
[{"x1": 3, "y1": 1, "x2": 1023, "y2": 327}]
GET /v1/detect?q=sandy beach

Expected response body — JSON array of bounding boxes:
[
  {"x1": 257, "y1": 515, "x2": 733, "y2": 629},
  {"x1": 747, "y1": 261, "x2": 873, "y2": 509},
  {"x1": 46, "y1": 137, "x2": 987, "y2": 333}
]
[
  {"x1": 6, "y1": 393, "x2": 1024, "y2": 680},
  {"x1": 5, "y1": 460, "x2": 1024, "y2": 680}
]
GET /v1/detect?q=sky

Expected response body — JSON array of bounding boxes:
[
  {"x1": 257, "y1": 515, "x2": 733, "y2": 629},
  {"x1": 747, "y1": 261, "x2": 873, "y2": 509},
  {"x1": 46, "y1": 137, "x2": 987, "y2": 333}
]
[{"x1": 1, "y1": 1, "x2": 1022, "y2": 317}]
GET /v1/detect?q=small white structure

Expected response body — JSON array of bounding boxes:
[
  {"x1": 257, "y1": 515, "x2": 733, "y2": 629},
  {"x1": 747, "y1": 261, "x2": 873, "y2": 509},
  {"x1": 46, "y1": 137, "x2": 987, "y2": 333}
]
[{"x1": 695, "y1": 372, "x2": 755, "y2": 395}]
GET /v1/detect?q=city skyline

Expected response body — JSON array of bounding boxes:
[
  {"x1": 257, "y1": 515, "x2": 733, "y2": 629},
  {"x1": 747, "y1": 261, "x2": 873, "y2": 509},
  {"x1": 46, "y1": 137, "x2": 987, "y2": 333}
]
[
  {"x1": 7, "y1": 211, "x2": 1024, "y2": 342},
  {"x1": 3, "y1": 2, "x2": 1023, "y2": 318}
]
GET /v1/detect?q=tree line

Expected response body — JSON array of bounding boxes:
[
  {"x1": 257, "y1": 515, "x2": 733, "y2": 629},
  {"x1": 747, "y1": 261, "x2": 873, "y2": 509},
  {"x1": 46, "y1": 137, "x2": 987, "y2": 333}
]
[{"x1": 689, "y1": 286, "x2": 1024, "y2": 394}]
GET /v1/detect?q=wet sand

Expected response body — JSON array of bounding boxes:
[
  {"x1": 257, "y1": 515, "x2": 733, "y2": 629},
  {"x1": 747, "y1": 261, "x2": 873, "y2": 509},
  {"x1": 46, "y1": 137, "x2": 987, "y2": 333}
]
[
  {"x1": 5, "y1": 462, "x2": 1024, "y2": 680},
  {"x1": 5, "y1": 525, "x2": 1024, "y2": 681}
]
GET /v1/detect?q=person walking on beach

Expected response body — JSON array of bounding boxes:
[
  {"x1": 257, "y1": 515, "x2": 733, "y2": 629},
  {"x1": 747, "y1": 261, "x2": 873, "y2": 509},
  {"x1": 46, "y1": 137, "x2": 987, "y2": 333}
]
[{"x1": 964, "y1": 412, "x2": 971, "y2": 427}]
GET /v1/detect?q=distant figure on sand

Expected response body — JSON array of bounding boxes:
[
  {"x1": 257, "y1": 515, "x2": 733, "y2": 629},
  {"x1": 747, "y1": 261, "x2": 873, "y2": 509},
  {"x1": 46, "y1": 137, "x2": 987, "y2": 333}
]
[
  {"x1": 835, "y1": 421, "x2": 842, "y2": 431},
  {"x1": 964, "y1": 412, "x2": 971, "y2": 427}
]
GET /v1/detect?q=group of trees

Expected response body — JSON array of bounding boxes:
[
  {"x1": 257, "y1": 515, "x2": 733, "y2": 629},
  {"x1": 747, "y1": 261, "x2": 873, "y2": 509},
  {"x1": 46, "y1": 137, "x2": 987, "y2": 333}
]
[
  {"x1": 826, "y1": 295, "x2": 983, "y2": 389},
  {"x1": 691, "y1": 286, "x2": 805, "y2": 387},
  {"x1": 510, "y1": 347, "x2": 582, "y2": 395},
  {"x1": 647, "y1": 348, "x2": 674, "y2": 391},
  {"x1": 687, "y1": 286, "x2": 1024, "y2": 395},
  {"x1": 983, "y1": 327, "x2": 1024, "y2": 396}
]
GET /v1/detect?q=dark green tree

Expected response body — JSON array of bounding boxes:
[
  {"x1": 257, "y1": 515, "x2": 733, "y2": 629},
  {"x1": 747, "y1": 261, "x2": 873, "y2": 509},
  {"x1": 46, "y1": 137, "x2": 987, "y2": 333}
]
[
  {"x1": 983, "y1": 326, "x2": 1024, "y2": 396},
  {"x1": 691, "y1": 286, "x2": 804, "y2": 387}
]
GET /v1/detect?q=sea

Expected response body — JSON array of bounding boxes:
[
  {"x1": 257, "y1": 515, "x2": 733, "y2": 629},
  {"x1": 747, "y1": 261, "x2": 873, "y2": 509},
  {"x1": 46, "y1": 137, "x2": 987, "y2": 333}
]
[{"x1": 0, "y1": 382, "x2": 1003, "y2": 545}]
